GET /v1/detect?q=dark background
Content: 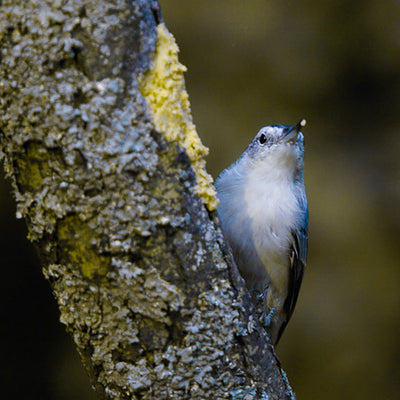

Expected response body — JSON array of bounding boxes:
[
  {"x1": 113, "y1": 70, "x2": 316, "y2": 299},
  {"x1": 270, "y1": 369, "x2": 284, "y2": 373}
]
[{"x1": 1, "y1": 1, "x2": 399, "y2": 399}]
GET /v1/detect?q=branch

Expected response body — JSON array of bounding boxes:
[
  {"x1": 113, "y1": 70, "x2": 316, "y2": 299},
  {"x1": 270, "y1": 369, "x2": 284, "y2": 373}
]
[{"x1": 0, "y1": 1, "x2": 296, "y2": 399}]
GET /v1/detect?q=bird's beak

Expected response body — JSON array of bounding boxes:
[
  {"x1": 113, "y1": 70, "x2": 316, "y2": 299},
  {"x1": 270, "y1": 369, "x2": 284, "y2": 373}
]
[{"x1": 282, "y1": 119, "x2": 306, "y2": 143}]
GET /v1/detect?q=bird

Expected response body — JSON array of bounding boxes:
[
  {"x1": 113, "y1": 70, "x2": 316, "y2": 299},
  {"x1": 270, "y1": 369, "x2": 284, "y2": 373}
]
[{"x1": 215, "y1": 119, "x2": 308, "y2": 345}]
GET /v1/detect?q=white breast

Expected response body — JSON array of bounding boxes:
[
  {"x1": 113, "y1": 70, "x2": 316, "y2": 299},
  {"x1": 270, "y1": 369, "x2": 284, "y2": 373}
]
[{"x1": 243, "y1": 164, "x2": 300, "y2": 294}]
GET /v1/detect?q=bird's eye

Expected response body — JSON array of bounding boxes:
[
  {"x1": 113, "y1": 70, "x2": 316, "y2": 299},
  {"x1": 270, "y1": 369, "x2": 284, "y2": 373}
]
[{"x1": 259, "y1": 133, "x2": 267, "y2": 145}]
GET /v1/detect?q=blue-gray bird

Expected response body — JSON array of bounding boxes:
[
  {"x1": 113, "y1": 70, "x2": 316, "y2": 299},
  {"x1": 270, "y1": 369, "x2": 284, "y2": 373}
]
[{"x1": 215, "y1": 120, "x2": 308, "y2": 345}]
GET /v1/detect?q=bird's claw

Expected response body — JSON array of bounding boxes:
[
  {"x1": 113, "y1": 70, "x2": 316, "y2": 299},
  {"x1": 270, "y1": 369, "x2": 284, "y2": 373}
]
[{"x1": 262, "y1": 306, "x2": 276, "y2": 328}]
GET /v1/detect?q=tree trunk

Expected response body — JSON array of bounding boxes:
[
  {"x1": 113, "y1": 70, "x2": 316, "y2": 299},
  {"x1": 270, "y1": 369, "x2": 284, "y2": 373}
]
[{"x1": 0, "y1": 1, "x2": 296, "y2": 399}]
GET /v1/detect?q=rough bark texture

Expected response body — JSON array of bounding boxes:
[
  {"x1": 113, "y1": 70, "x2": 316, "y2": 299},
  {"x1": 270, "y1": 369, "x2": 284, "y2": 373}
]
[{"x1": 0, "y1": 1, "x2": 296, "y2": 399}]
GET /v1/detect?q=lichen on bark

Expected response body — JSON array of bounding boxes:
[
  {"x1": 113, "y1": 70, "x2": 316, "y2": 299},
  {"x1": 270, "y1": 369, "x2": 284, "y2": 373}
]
[{"x1": 0, "y1": 1, "x2": 296, "y2": 399}]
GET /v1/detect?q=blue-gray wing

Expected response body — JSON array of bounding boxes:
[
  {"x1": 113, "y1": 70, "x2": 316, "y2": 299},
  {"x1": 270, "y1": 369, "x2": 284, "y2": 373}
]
[{"x1": 277, "y1": 211, "x2": 308, "y2": 343}]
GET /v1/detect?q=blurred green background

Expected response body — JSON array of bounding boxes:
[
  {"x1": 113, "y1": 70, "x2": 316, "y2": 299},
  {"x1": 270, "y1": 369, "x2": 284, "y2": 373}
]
[{"x1": 1, "y1": 0, "x2": 399, "y2": 399}]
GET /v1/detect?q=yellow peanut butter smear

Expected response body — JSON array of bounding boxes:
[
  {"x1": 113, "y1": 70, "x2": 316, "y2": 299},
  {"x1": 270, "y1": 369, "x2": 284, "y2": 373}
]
[{"x1": 138, "y1": 23, "x2": 218, "y2": 211}]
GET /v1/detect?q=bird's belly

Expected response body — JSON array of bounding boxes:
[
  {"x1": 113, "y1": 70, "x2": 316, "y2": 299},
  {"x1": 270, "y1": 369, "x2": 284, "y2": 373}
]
[
  {"x1": 243, "y1": 180, "x2": 298, "y2": 293},
  {"x1": 253, "y1": 228, "x2": 290, "y2": 297}
]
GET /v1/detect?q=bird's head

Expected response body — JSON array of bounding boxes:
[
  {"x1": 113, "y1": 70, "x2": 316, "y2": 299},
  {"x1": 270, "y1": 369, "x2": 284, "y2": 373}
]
[{"x1": 241, "y1": 119, "x2": 306, "y2": 180}]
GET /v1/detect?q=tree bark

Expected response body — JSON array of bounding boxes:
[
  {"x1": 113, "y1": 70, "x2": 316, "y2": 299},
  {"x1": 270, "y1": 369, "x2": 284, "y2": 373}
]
[{"x1": 0, "y1": 1, "x2": 296, "y2": 399}]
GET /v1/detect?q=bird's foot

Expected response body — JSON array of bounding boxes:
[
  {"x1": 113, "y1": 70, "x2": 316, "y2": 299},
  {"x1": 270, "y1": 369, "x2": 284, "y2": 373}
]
[{"x1": 262, "y1": 306, "x2": 276, "y2": 329}]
